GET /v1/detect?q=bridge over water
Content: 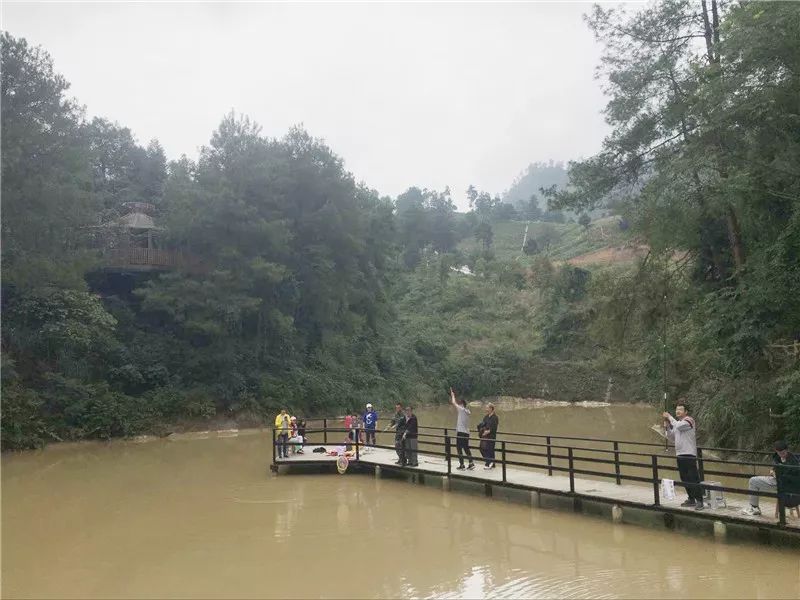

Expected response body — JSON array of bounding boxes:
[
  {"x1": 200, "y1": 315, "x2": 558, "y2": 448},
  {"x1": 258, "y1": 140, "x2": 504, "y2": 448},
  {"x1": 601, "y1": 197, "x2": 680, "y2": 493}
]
[{"x1": 271, "y1": 421, "x2": 800, "y2": 547}]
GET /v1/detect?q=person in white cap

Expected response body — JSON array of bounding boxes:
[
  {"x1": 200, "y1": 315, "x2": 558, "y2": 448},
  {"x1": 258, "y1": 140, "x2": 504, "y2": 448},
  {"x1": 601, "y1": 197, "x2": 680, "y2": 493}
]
[
  {"x1": 362, "y1": 403, "x2": 378, "y2": 446},
  {"x1": 288, "y1": 416, "x2": 304, "y2": 454}
]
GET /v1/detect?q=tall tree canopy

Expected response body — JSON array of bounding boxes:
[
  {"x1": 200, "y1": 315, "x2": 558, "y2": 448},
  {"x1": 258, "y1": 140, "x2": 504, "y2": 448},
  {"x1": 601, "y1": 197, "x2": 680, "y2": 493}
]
[{"x1": 549, "y1": 1, "x2": 800, "y2": 444}]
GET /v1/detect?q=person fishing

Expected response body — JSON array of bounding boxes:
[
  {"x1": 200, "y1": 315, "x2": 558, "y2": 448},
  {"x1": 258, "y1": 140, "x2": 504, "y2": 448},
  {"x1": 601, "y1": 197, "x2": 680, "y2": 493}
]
[
  {"x1": 477, "y1": 403, "x2": 499, "y2": 469},
  {"x1": 402, "y1": 406, "x2": 419, "y2": 467},
  {"x1": 450, "y1": 388, "x2": 475, "y2": 470},
  {"x1": 663, "y1": 402, "x2": 704, "y2": 510},
  {"x1": 741, "y1": 440, "x2": 799, "y2": 516},
  {"x1": 389, "y1": 403, "x2": 406, "y2": 465}
]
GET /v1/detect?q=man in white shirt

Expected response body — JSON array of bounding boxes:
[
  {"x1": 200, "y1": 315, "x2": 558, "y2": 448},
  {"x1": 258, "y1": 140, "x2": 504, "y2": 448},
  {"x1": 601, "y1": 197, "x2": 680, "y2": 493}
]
[
  {"x1": 663, "y1": 402, "x2": 704, "y2": 510},
  {"x1": 450, "y1": 388, "x2": 475, "y2": 470}
]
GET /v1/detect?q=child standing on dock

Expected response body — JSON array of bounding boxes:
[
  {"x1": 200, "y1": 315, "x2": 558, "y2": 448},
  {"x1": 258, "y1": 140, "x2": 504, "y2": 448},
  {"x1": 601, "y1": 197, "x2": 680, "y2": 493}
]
[{"x1": 288, "y1": 416, "x2": 304, "y2": 454}]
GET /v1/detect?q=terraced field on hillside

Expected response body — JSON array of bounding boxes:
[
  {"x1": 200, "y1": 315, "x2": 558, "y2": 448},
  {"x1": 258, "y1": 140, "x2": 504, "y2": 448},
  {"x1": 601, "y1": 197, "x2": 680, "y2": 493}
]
[{"x1": 458, "y1": 217, "x2": 639, "y2": 266}]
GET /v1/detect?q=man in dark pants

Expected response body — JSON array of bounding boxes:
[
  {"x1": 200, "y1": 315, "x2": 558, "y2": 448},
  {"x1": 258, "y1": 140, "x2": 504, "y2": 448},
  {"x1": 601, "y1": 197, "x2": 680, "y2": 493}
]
[
  {"x1": 450, "y1": 388, "x2": 475, "y2": 470},
  {"x1": 741, "y1": 440, "x2": 800, "y2": 516},
  {"x1": 663, "y1": 402, "x2": 704, "y2": 510},
  {"x1": 477, "y1": 403, "x2": 499, "y2": 469},
  {"x1": 403, "y1": 406, "x2": 419, "y2": 467},
  {"x1": 390, "y1": 403, "x2": 406, "y2": 465},
  {"x1": 274, "y1": 409, "x2": 290, "y2": 458},
  {"x1": 363, "y1": 403, "x2": 378, "y2": 446}
]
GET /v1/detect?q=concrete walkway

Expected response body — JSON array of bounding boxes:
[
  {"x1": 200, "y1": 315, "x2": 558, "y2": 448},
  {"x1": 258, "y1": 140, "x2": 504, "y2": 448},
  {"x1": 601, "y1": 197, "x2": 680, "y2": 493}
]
[{"x1": 275, "y1": 446, "x2": 800, "y2": 531}]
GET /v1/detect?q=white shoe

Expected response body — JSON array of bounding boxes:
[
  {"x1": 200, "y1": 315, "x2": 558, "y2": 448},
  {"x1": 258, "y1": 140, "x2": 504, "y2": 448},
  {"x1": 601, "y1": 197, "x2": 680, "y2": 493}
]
[{"x1": 740, "y1": 505, "x2": 761, "y2": 516}]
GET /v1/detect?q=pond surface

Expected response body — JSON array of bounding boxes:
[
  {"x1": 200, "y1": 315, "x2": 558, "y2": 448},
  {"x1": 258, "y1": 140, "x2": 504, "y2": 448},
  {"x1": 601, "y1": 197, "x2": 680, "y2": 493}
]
[{"x1": 3, "y1": 404, "x2": 798, "y2": 598}]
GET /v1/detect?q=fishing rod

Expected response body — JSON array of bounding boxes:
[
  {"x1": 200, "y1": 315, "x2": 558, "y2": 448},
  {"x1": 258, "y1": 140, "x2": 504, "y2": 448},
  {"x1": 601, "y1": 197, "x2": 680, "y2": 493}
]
[{"x1": 662, "y1": 289, "x2": 668, "y2": 451}]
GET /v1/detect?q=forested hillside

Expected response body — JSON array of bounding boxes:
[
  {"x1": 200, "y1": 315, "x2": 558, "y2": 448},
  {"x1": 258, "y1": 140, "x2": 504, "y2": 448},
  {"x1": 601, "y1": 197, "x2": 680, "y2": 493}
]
[
  {"x1": 503, "y1": 161, "x2": 568, "y2": 212},
  {"x1": 2, "y1": 0, "x2": 799, "y2": 452}
]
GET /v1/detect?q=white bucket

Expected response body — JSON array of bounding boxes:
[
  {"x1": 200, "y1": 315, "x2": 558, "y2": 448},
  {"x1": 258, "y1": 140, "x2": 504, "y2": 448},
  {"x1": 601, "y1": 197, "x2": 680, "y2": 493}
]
[{"x1": 661, "y1": 478, "x2": 676, "y2": 501}]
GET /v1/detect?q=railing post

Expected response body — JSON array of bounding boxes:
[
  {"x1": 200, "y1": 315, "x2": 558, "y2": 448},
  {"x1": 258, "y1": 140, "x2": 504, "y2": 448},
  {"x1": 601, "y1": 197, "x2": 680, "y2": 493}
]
[
  {"x1": 697, "y1": 447, "x2": 705, "y2": 482},
  {"x1": 652, "y1": 455, "x2": 660, "y2": 506},
  {"x1": 613, "y1": 441, "x2": 621, "y2": 485},
  {"x1": 501, "y1": 441, "x2": 507, "y2": 483},
  {"x1": 355, "y1": 429, "x2": 360, "y2": 461},
  {"x1": 443, "y1": 428, "x2": 448, "y2": 469},
  {"x1": 568, "y1": 447, "x2": 575, "y2": 493},
  {"x1": 445, "y1": 435, "x2": 452, "y2": 475},
  {"x1": 546, "y1": 436, "x2": 553, "y2": 476},
  {"x1": 272, "y1": 428, "x2": 277, "y2": 466},
  {"x1": 323, "y1": 418, "x2": 328, "y2": 444},
  {"x1": 778, "y1": 493, "x2": 786, "y2": 526}
]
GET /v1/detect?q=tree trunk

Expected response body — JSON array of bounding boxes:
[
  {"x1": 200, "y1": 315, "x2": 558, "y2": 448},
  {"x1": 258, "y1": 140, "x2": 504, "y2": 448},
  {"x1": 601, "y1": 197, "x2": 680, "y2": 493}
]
[
  {"x1": 726, "y1": 206, "x2": 744, "y2": 271},
  {"x1": 700, "y1": 0, "x2": 716, "y2": 64},
  {"x1": 711, "y1": 0, "x2": 721, "y2": 48}
]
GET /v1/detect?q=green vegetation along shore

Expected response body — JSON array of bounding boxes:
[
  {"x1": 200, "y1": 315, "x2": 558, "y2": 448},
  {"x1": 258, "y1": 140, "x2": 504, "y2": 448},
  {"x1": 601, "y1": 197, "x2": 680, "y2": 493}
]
[{"x1": 2, "y1": 0, "x2": 799, "y2": 452}]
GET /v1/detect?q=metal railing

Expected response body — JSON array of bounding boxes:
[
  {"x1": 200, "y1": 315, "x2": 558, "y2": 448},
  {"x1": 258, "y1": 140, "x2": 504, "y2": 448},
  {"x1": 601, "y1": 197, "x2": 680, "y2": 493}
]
[{"x1": 272, "y1": 420, "x2": 800, "y2": 527}]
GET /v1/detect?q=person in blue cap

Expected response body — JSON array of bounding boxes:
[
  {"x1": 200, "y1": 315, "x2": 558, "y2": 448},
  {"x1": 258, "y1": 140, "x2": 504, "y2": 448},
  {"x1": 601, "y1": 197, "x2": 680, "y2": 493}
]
[{"x1": 363, "y1": 403, "x2": 378, "y2": 447}]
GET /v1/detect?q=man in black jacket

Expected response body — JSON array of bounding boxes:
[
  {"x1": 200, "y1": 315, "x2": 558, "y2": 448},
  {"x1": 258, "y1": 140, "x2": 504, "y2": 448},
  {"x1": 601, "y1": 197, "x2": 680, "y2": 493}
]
[
  {"x1": 741, "y1": 440, "x2": 799, "y2": 516},
  {"x1": 403, "y1": 406, "x2": 419, "y2": 467},
  {"x1": 389, "y1": 403, "x2": 406, "y2": 465},
  {"x1": 477, "y1": 403, "x2": 499, "y2": 469}
]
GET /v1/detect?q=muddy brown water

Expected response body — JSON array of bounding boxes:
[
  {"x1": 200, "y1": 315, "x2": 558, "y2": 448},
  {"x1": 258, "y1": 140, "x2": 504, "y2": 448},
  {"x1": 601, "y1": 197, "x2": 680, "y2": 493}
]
[{"x1": 3, "y1": 404, "x2": 798, "y2": 599}]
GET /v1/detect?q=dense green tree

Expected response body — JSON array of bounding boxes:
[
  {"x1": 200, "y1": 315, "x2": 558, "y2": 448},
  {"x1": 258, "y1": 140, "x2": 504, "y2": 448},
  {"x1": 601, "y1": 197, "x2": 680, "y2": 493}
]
[
  {"x1": 523, "y1": 237, "x2": 539, "y2": 256},
  {"x1": 521, "y1": 195, "x2": 543, "y2": 221},
  {"x1": 504, "y1": 161, "x2": 568, "y2": 211},
  {"x1": 1, "y1": 33, "x2": 96, "y2": 290},
  {"x1": 474, "y1": 221, "x2": 493, "y2": 249},
  {"x1": 3, "y1": 13, "x2": 798, "y2": 455},
  {"x1": 395, "y1": 185, "x2": 458, "y2": 266},
  {"x1": 548, "y1": 0, "x2": 800, "y2": 448}
]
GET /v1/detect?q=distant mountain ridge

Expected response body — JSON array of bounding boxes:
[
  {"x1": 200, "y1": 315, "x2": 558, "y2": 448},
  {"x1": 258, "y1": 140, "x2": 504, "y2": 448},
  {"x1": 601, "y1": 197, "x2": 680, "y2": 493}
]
[{"x1": 503, "y1": 161, "x2": 568, "y2": 210}]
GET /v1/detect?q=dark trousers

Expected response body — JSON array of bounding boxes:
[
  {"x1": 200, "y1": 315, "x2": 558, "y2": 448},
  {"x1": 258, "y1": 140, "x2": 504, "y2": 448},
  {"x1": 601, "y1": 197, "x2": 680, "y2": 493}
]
[
  {"x1": 366, "y1": 429, "x2": 376, "y2": 446},
  {"x1": 278, "y1": 433, "x2": 289, "y2": 458},
  {"x1": 456, "y1": 432, "x2": 473, "y2": 466},
  {"x1": 395, "y1": 435, "x2": 405, "y2": 464},
  {"x1": 405, "y1": 439, "x2": 418, "y2": 466},
  {"x1": 480, "y1": 437, "x2": 496, "y2": 466},
  {"x1": 677, "y1": 454, "x2": 703, "y2": 502}
]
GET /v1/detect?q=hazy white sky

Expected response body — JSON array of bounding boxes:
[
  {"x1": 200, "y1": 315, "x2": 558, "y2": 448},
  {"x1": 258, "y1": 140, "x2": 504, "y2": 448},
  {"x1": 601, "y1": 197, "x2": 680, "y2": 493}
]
[{"x1": 3, "y1": 1, "x2": 613, "y2": 209}]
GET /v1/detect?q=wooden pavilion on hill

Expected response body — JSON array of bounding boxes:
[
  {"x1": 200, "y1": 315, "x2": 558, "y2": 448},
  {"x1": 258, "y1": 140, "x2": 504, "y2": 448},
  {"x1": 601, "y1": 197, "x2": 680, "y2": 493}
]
[{"x1": 91, "y1": 202, "x2": 200, "y2": 272}]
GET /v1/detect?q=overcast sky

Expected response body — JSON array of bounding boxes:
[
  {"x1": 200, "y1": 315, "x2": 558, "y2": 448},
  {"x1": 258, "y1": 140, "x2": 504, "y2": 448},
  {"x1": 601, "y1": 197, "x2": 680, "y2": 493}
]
[{"x1": 4, "y1": 1, "x2": 613, "y2": 209}]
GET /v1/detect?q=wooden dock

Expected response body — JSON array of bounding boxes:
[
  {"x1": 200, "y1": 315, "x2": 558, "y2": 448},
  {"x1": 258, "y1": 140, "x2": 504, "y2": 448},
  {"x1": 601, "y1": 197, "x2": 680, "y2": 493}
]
[{"x1": 273, "y1": 445, "x2": 800, "y2": 539}]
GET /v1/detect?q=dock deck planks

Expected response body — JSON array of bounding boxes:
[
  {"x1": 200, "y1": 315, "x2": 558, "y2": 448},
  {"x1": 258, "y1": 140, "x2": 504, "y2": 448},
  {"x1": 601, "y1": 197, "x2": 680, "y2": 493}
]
[{"x1": 275, "y1": 446, "x2": 800, "y2": 531}]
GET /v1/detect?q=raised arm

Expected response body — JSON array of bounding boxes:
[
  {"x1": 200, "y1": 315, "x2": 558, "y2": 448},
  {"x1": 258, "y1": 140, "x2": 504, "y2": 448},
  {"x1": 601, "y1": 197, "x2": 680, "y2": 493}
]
[
  {"x1": 450, "y1": 387, "x2": 458, "y2": 408},
  {"x1": 668, "y1": 415, "x2": 692, "y2": 431}
]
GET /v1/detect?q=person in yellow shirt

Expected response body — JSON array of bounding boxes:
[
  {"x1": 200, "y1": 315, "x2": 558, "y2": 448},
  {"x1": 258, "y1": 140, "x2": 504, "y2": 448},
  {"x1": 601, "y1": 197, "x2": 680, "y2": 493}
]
[{"x1": 274, "y1": 409, "x2": 290, "y2": 458}]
